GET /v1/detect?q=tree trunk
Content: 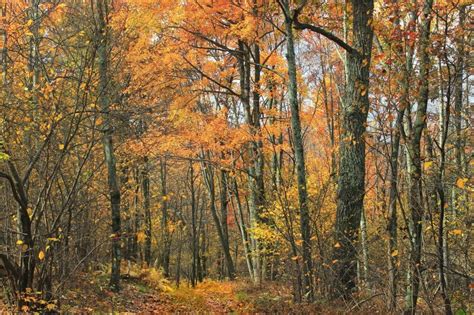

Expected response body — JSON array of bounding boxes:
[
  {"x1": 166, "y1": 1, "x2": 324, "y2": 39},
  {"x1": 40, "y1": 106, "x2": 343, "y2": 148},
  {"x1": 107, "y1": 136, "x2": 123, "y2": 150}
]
[
  {"x1": 360, "y1": 208, "x2": 369, "y2": 287},
  {"x1": 96, "y1": 0, "x2": 121, "y2": 292},
  {"x1": 160, "y1": 158, "x2": 171, "y2": 277},
  {"x1": 201, "y1": 157, "x2": 236, "y2": 280},
  {"x1": 454, "y1": 5, "x2": 467, "y2": 214},
  {"x1": 403, "y1": 1, "x2": 433, "y2": 312},
  {"x1": 189, "y1": 161, "x2": 200, "y2": 287},
  {"x1": 231, "y1": 177, "x2": 255, "y2": 281},
  {"x1": 238, "y1": 40, "x2": 265, "y2": 284},
  {"x1": 387, "y1": 106, "x2": 404, "y2": 310},
  {"x1": 333, "y1": 0, "x2": 374, "y2": 297},
  {"x1": 142, "y1": 157, "x2": 152, "y2": 266},
  {"x1": 282, "y1": 1, "x2": 314, "y2": 301}
]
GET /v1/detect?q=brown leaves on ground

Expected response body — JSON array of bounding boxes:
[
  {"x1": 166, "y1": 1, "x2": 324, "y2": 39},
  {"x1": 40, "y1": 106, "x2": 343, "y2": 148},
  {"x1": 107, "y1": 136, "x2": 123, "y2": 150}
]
[{"x1": 59, "y1": 271, "x2": 330, "y2": 313}]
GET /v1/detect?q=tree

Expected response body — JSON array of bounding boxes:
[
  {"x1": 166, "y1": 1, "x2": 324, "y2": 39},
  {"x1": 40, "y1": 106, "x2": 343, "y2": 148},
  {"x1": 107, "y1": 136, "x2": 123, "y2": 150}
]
[
  {"x1": 94, "y1": 0, "x2": 122, "y2": 292},
  {"x1": 278, "y1": 0, "x2": 314, "y2": 302},
  {"x1": 292, "y1": 0, "x2": 374, "y2": 296}
]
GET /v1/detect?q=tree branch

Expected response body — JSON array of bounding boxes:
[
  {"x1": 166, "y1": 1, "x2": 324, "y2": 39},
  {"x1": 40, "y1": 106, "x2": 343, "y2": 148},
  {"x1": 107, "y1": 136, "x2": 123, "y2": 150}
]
[{"x1": 292, "y1": 5, "x2": 358, "y2": 56}]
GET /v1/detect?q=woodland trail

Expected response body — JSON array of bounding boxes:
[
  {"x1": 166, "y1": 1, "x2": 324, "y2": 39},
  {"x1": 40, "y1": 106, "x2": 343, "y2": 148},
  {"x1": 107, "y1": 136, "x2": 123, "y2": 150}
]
[{"x1": 57, "y1": 271, "x2": 313, "y2": 313}]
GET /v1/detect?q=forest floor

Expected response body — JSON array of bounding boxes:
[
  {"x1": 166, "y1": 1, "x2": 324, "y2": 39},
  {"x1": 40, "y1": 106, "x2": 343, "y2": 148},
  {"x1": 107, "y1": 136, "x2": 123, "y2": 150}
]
[
  {"x1": 60, "y1": 271, "x2": 327, "y2": 313},
  {"x1": 0, "y1": 267, "x2": 388, "y2": 313}
]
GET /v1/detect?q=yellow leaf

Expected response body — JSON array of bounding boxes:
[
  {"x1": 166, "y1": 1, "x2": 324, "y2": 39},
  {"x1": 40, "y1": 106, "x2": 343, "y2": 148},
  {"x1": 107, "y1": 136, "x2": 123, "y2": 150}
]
[
  {"x1": 38, "y1": 250, "x2": 45, "y2": 260},
  {"x1": 16, "y1": 240, "x2": 24, "y2": 245},
  {"x1": 334, "y1": 242, "x2": 341, "y2": 248},
  {"x1": 137, "y1": 231, "x2": 147, "y2": 243},
  {"x1": 424, "y1": 161, "x2": 433, "y2": 169},
  {"x1": 58, "y1": 144, "x2": 65, "y2": 150},
  {"x1": 391, "y1": 249, "x2": 398, "y2": 257},
  {"x1": 451, "y1": 229, "x2": 462, "y2": 235},
  {"x1": 27, "y1": 207, "x2": 33, "y2": 219},
  {"x1": 295, "y1": 239, "x2": 303, "y2": 246},
  {"x1": 291, "y1": 256, "x2": 299, "y2": 261},
  {"x1": 46, "y1": 303, "x2": 56, "y2": 311},
  {"x1": 456, "y1": 178, "x2": 468, "y2": 189}
]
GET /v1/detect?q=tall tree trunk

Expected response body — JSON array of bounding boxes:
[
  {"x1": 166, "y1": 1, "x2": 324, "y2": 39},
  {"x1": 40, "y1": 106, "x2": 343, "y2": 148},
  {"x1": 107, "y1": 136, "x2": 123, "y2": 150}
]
[
  {"x1": 96, "y1": 0, "x2": 121, "y2": 292},
  {"x1": 404, "y1": 0, "x2": 433, "y2": 312},
  {"x1": 201, "y1": 157, "x2": 236, "y2": 280},
  {"x1": 434, "y1": 19, "x2": 454, "y2": 315},
  {"x1": 219, "y1": 169, "x2": 229, "y2": 252},
  {"x1": 387, "y1": 106, "x2": 404, "y2": 310},
  {"x1": 454, "y1": 5, "x2": 466, "y2": 214},
  {"x1": 238, "y1": 40, "x2": 265, "y2": 284},
  {"x1": 231, "y1": 177, "x2": 255, "y2": 281},
  {"x1": 359, "y1": 208, "x2": 369, "y2": 287},
  {"x1": 142, "y1": 157, "x2": 152, "y2": 266},
  {"x1": 190, "y1": 161, "x2": 198, "y2": 287},
  {"x1": 333, "y1": 0, "x2": 374, "y2": 297},
  {"x1": 282, "y1": 1, "x2": 314, "y2": 301},
  {"x1": 387, "y1": 5, "x2": 415, "y2": 308},
  {"x1": 0, "y1": 0, "x2": 6, "y2": 86},
  {"x1": 160, "y1": 158, "x2": 171, "y2": 276}
]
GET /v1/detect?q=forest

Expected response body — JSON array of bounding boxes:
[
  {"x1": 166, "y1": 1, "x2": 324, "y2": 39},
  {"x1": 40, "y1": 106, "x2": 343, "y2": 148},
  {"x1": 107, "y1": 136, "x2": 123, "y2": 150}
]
[{"x1": 0, "y1": 0, "x2": 471, "y2": 313}]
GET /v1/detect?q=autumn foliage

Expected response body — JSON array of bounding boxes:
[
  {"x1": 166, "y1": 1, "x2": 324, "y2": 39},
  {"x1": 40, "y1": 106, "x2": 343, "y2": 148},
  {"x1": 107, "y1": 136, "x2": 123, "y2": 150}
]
[{"x1": 0, "y1": 0, "x2": 471, "y2": 313}]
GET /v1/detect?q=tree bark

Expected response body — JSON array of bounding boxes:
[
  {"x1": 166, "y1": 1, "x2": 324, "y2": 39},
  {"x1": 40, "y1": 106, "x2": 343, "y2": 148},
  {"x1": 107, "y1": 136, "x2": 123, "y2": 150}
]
[
  {"x1": 201, "y1": 157, "x2": 236, "y2": 280},
  {"x1": 96, "y1": 0, "x2": 121, "y2": 292},
  {"x1": 160, "y1": 158, "x2": 171, "y2": 276},
  {"x1": 238, "y1": 40, "x2": 265, "y2": 284},
  {"x1": 404, "y1": 0, "x2": 433, "y2": 312},
  {"x1": 281, "y1": 0, "x2": 314, "y2": 301},
  {"x1": 332, "y1": 0, "x2": 374, "y2": 297},
  {"x1": 142, "y1": 157, "x2": 152, "y2": 266}
]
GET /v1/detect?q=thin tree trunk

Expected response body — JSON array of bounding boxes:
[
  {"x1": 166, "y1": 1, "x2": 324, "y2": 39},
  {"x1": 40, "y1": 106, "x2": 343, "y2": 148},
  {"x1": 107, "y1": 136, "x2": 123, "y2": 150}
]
[
  {"x1": 403, "y1": 1, "x2": 433, "y2": 312},
  {"x1": 387, "y1": 106, "x2": 404, "y2": 311},
  {"x1": 238, "y1": 40, "x2": 265, "y2": 284},
  {"x1": 96, "y1": 0, "x2": 121, "y2": 292},
  {"x1": 201, "y1": 156, "x2": 236, "y2": 280},
  {"x1": 281, "y1": 1, "x2": 314, "y2": 301},
  {"x1": 160, "y1": 158, "x2": 171, "y2": 277},
  {"x1": 454, "y1": 5, "x2": 466, "y2": 214},
  {"x1": 189, "y1": 161, "x2": 200, "y2": 287},
  {"x1": 360, "y1": 208, "x2": 369, "y2": 287},
  {"x1": 232, "y1": 177, "x2": 255, "y2": 281},
  {"x1": 142, "y1": 157, "x2": 152, "y2": 266}
]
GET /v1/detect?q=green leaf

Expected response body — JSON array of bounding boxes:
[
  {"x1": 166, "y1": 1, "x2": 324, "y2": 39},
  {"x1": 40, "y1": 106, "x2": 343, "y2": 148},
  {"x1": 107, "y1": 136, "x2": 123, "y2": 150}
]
[{"x1": 0, "y1": 152, "x2": 10, "y2": 161}]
